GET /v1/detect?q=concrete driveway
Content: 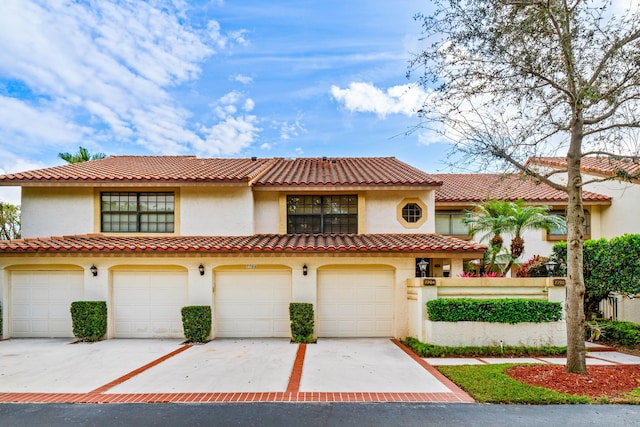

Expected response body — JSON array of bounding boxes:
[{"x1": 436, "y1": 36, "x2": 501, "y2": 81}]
[{"x1": 0, "y1": 338, "x2": 471, "y2": 403}]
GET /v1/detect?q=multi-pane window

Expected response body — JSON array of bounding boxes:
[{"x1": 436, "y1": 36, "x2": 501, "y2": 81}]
[
  {"x1": 549, "y1": 210, "x2": 590, "y2": 238},
  {"x1": 101, "y1": 192, "x2": 175, "y2": 233},
  {"x1": 402, "y1": 203, "x2": 422, "y2": 223},
  {"x1": 435, "y1": 211, "x2": 468, "y2": 236},
  {"x1": 287, "y1": 195, "x2": 358, "y2": 234}
]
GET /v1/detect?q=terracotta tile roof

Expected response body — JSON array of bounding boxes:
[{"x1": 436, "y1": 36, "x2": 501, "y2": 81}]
[
  {"x1": 0, "y1": 234, "x2": 485, "y2": 254},
  {"x1": 431, "y1": 173, "x2": 611, "y2": 203},
  {"x1": 0, "y1": 156, "x2": 275, "y2": 183},
  {"x1": 253, "y1": 157, "x2": 442, "y2": 186},
  {"x1": 528, "y1": 157, "x2": 640, "y2": 179}
]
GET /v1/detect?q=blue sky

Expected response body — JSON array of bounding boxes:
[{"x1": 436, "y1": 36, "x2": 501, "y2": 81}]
[{"x1": 0, "y1": 0, "x2": 449, "y2": 204}]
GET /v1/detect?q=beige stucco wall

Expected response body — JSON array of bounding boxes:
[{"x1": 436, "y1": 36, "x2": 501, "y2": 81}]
[
  {"x1": 253, "y1": 192, "x2": 280, "y2": 234},
  {"x1": 407, "y1": 277, "x2": 567, "y2": 346},
  {"x1": 581, "y1": 177, "x2": 640, "y2": 238},
  {"x1": 1, "y1": 253, "x2": 448, "y2": 339},
  {"x1": 364, "y1": 190, "x2": 435, "y2": 234},
  {"x1": 21, "y1": 187, "x2": 94, "y2": 238},
  {"x1": 180, "y1": 186, "x2": 254, "y2": 235}
]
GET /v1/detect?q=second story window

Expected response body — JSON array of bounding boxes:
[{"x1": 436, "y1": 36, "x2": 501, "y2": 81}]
[
  {"x1": 548, "y1": 209, "x2": 590, "y2": 240},
  {"x1": 101, "y1": 192, "x2": 175, "y2": 233},
  {"x1": 287, "y1": 195, "x2": 357, "y2": 234},
  {"x1": 435, "y1": 211, "x2": 468, "y2": 236}
]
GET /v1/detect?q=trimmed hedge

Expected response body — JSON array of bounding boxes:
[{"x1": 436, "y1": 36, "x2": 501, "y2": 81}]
[
  {"x1": 427, "y1": 298, "x2": 563, "y2": 324},
  {"x1": 289, "y1": 302, "x2": 315, "y2": 343},
  {"x1": 181, "y1": 306, "x2": 211, "y2": 343},
  {"x1": 70, "y1": 301, "x2": 107, "y2": 342},
  {"x1": 403, "y1": 336, "x2": 566, "y2": 357}
]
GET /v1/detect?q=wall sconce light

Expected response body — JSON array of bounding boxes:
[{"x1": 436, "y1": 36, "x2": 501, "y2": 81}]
[
  {"x1": 90, "y1": 265, "x2": 98, "y2": 277},
  {"x1": 198, "y1": 264, "x2": 205, "y2": 276},
  {"x1": 544, "y1": 259, "x2": 558, "y2": 278},
  {"x1": 417, "y1": 258, "x2": 429, "y2": 278},
  {"x1": 303, "y1": 264, "x2": 308, "y2": 276}
]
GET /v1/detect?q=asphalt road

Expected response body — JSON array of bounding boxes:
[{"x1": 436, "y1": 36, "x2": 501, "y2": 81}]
[{"x1": 1, "y1": 403, "x2": 639, "y2": 427}]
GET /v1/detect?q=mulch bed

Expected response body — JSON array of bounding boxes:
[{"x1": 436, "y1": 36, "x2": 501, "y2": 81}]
[{"x1": 506, "y1": 365, "x2": 640, "y2": 397}]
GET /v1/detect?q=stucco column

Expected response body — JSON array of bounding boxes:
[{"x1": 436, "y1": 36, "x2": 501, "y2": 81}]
[
  {"x1": 84, "y1": 262, "x2": 109, "y2": 301},
  {"x1": 450, "y1": 258, "x2": 464, "y2": 278},
  {"x1": 188, "y1": 263, "x2": 213, "y2": 306},
  {"x1": 291, "y1": 262, "x2": 315, "y2": 304}
]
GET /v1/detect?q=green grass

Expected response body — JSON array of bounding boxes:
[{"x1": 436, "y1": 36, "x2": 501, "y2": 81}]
[
  {"x1": 437, "y1": 364, "x2": 590, "y2": 404},
  {"x1": 403, "y1": 336, "x2": 566, "y2": 358}
]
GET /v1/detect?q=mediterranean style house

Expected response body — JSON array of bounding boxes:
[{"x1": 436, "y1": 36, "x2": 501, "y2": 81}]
[
  {"x1": 0, "y1": 155, "x2": 635, "y2": 339},
  {"x1": 0, "y1": 156, "x2": 488, "y2": 340}
]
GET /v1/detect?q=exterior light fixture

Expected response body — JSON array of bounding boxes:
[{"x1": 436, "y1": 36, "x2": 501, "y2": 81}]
[
  {"x1": 198, "y1": 264, "x2": 205, "y2": 276},
  {"x1": 303, "y1": 264, "x2": 308, "y2": 276},
  {"x1": 544, "y1": 259, "x2": 558, "y2": 277},
  {"x1": 90, "y1": 265, "x2": 98, "y2": 277},
  {"x1": 417, "y1": 258, "x2": 429, "y2": 278}
]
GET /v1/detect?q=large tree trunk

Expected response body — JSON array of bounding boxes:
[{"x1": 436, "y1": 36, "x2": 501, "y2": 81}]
[{"x1": 565, "y1": 121, "x2": 587, "y2": 374}]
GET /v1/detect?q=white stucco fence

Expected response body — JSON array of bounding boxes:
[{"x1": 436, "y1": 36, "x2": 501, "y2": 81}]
[{"x1": 407, "y1": 277, "x2": 567, "y2": 347}]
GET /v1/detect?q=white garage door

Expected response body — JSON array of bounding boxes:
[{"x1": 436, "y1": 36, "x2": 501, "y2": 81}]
[
  {"x1": 11, "y1": 270, "x2": 84, "y2": 338},
  {"x1": 215, "y1": 269, "x2": 291, "y2": 337},
  {"x1": 318, "y1": 269, "x2": 394, "y2": 337},
  {"x1": 112, "y1": 270, "x2": 187, "y2": 338}
]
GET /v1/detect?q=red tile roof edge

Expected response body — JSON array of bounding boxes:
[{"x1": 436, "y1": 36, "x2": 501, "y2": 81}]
[{"x1": 0, "y1": 234, "x2": 486, "y2": 254}]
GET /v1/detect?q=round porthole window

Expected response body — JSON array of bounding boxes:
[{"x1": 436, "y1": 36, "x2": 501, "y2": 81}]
[{"x1": 402, "y1": 203, "x2": 422, "y2": 223}]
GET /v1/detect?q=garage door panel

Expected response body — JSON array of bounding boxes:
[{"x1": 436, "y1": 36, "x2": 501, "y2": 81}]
[
  {"x1": 215, "y1": 270, "x2": 291, "y2": 338},
  {"x1": 11, "y1": 271, "x2": 84, "y2": 338},
  {"x1": 318, "y1": 269, "x2": 394, "y2": 338},
  {"x1": 113, "y1": 271, "x2": 187, "y2": 338}
]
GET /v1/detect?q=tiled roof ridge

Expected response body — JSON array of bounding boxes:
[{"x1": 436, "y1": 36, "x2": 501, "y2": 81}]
[
  {"x1": 431, "y1": 172, "x2": 611, "y2": 203},
  {"x1": 528, "y1": 156, "x2": 640, "y2": 178},
  {"x1": 253, "y1": 157, "x2": 442, "y2": 186},
  {"x1": 0, "y1": 233, "x2": 486, "y2": 253}
]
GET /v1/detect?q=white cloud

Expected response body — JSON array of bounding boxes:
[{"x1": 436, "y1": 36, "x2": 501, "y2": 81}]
[
  {"x1": 330, "y1": 82, "x2": 430, "y2": 118},
  {"x1": 232, "y1": 74, "x2": 254, "y2": 85},
  {"x1": 0, "y1": 95, "x2": 91, "y2": 146},
  {"x1": 260, "y1": 143, "x2": 272, "y2": 150},
  {"x1": 280, "y1": 120, "x2": 306, "y2": 140},
  {"x1": 195, "y1": 91, "x2": 261, "y2": 156},
  {"x1": 0, "y1": 0, "x2": 251, "y2": 157}
]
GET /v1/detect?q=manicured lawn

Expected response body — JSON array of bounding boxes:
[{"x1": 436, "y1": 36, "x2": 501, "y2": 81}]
[
  {"x1": 437, "y1": 364, "x2": 640, "y2": 404},
  {"x1": 438, "y1": 364, "x2": 588, "y2": 404}
]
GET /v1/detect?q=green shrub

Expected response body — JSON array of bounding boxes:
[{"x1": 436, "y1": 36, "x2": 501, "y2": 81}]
[
  {"x1": 553, "y1": 235, "x2": 640, "y2": 319},
  {"x1": 589, "y1": 320, "x2": 640, "y2": 347},
  {"x1": 426, "y1": 298, "x2": 563, "y2": 324},
  {"x1": 289, "y1": 302, "x2": 315, "y2": 343},
  {"x1": 70, "y1": 301, "x2": 107, "y2": 342},
  {"x1": 181, "y1": 306, "x2": 211, "y2": 343},
  {"x1": 403, "y1": 336, "x2": 566, "y2": 357}
]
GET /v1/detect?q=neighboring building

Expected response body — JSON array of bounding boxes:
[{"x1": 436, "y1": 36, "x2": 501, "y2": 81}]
[
  {"x1": 0, "y1": 156, "x2": 485, "y2": 340},
  {"x1": 527, "y1": 156, "x2": 640, "y2": 321},
  {"x1": 527, "y1": 157, "x2": 640, "y2": 237},
  {"x1": 431, "y1": 173, "x2": 611, "y2": 263}
]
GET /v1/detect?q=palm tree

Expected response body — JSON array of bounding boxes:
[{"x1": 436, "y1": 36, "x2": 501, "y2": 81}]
[
  {"x1": 58, "y1": 146, "x2": 106, "y2": 163},
  {"x1": 463, "y1": 200, "x2": 513, "y2": 272},
  {"x1": 507, "y1": 201, "x2": 566, "y2": 259},
  {"x1": 464, "y1": 200, "x2": 566, "y2": 274}
]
